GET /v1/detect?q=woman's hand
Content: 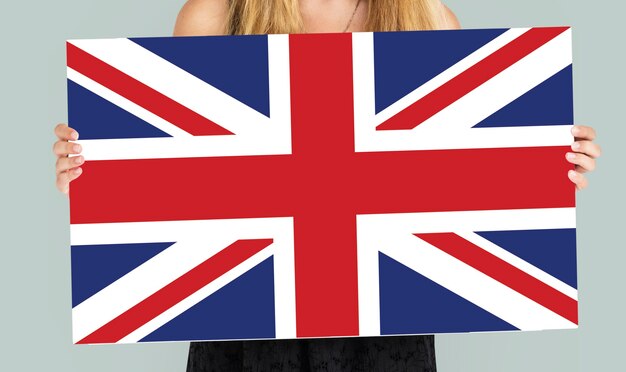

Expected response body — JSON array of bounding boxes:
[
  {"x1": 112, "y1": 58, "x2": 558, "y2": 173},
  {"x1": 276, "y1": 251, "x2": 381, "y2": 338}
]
[
  {"x1": 53, "y1": 123, "x2": 84, "y2": 194},
  {"x1": 566, "y1": 125, "x2": 601, "y2": 191}
]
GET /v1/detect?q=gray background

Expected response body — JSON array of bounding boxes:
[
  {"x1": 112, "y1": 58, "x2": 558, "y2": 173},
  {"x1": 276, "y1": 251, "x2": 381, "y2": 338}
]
[{"x1": 1, "y1": 0, "x2": 622, "y2": 371}]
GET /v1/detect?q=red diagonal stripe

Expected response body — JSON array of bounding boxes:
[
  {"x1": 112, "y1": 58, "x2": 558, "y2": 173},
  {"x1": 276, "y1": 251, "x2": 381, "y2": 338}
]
[
  {"x1": 415, "y1": 232, "x2": 578, "y2": 325},
  {"x1": 66, "y1": 42, "x2": 232, "y2": 136},
  {"x1": 77, "y1": 239, "x2": 273, "y2": 344},
  {"x1": 377, "y1": 27, "x2": 569, "y2": 130}
]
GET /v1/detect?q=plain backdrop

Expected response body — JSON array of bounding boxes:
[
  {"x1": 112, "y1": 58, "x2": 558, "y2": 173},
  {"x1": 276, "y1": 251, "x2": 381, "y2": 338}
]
[{"x1": 1, "y1": 1, "x2": 623, "y2": 371}]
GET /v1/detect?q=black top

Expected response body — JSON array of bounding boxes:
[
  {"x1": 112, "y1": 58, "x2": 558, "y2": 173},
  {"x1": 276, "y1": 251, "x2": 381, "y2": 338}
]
[{"x1": 186, "y1": 335, "x2": 436, "y2": 371}]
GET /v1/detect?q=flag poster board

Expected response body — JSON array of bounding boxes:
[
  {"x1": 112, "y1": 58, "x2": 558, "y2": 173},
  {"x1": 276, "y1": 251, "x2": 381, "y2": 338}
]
[{"x1": 66, "y1": 27, "x2": 578, "y2": 344}]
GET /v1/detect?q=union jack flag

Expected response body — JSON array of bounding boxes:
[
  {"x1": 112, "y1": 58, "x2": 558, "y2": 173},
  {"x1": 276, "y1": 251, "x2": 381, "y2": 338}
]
[{"x1": 66, "y1": 27, "x2": 577, "y2": 344}]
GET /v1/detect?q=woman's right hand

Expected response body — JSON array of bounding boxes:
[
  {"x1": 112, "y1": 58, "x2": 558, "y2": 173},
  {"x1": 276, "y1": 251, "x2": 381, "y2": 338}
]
[{"x1": 53, "y1": 123, "x2": 84, "y2": 194}]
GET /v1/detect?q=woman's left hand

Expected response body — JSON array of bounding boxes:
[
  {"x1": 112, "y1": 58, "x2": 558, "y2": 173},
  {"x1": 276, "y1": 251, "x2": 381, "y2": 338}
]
[{"x1": 566, "y1": 125, "x2": 601, "y2": 190}]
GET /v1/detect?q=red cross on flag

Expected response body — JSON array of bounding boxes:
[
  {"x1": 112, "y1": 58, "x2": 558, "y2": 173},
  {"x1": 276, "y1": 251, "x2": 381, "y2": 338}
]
[{"x1": 67, "y1": 28, "x2": 577, "y2": 344}]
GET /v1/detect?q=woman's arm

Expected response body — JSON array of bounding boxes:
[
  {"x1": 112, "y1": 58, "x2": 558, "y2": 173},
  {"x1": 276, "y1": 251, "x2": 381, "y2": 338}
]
[{"x1": 173, "y1": 0, "x2": 229, "y2": 36}]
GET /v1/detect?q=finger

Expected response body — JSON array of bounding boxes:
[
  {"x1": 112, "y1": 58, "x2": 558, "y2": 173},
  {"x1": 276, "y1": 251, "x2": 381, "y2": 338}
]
[
  {"x1": 571, "y1": 125, "x2": 596, "y2": 141},
  {"x1": 571, "y1": 140, "x2": 601, "y2": 158},
  {"x1": 568, "y1": 170, "x2": 588, "y2": 191},
  {"x1": 56, "y1": 155, "x2": 84, "y2": 174},
  {"x1": 575, "y1": 165, "x2": 589, "y2": 174},
  {"x1": 54, "y1": 123, "x2": 79, "y2": 141},
  {"x1": 566, "y1": 152, "x2": 596, "y2": 172},
  {"x1": 56, "y1": 167, "x2": 83, "y2": 194},
  {"x1": 53, "y1": 140, "x2": 82, "y2": 157}
]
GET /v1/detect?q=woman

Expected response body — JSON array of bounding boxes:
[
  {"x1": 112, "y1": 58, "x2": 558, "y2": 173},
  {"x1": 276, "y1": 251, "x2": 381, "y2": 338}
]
[{"x1": 53, "y1": 0, "x2": 601, "y2": 370}]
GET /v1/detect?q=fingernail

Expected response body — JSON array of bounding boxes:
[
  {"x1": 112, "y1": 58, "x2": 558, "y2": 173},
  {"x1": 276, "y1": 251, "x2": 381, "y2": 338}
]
[
  {"x1": 73, "y1": 144, "x2": 81, "y2": 152},
  {"x1": 568, "y1": 170, "x2": 577, "y2": 179},
  {"x1": 566, "y1": 152, "x2": 576, "y2": 160},
  {"x1": 73, "y1": 167, "x2": 82, "y2": 175},
  {"x1": 572, "y1": 142, "x2": 581, "y2": 150},
  {"x1": 74, "y1": 156, "x2": 83, "y2": 164},
  {"x1": 71, "y1": 131, "x2": 79, "y2": 140},
  {"x1": 571, "y1": 126, "x2": 580, "y2": 135}
]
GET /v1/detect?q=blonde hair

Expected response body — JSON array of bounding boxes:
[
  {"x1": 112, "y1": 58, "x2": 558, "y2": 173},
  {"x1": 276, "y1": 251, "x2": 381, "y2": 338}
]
[{"x1": 227, "y1": 0, "x2": 443, "y2": 35}]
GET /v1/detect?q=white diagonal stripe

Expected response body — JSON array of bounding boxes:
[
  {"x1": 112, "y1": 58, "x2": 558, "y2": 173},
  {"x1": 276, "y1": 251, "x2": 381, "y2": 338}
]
[
  {"x1": 72, "y1": 237, "x2": 235, "y2": 343},
  {"x1": 117, "y1": 223, "x2": 296, "y2": 343},
  {"x1": 68, "y1": 37, "x2": 286, "y2": 136},
  {"x1": 353, "y1": 28, "x2": 574, "y2": 152},
  {"x1": 457, "y1": 231, "x2": 578, "y2": 300},
  {"x1": 356, "y1": 208, "x2": 577, "y2": 335},
  {"x1": 372, "y1": 28, "x2": 531, "y2": 126},
  {"x1": 67, "y1": 67, "x2": 191, "y2": 138},
  {"x1": 382, "y1": 233, "x2": 577, "y2": 331},
  {"x1": 68, "y1": 35, "x2": 292, "y2": 161},
  {"x1": 417, "y1": 28, "x2": 572, "y2": 131},
  {"x1": 117, "y1": 246, "x2": 275, "y2": 344},
  {"x1": 71, "y1": 218, "x2": 295, "y2": 343},
  {"x1": 353, "y1": 28, "x2": 529, "y2": 133}
]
